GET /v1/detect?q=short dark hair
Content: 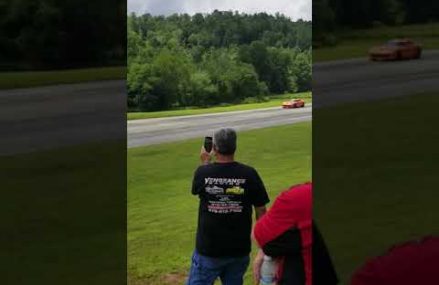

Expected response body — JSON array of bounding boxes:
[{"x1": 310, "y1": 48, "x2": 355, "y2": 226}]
[{"x1": 213, "y1": 128, "x2": 237, "y2": 155}]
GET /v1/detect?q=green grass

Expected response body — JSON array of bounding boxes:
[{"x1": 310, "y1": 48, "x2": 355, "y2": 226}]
[
  {"x1": 1, "y1": 141, "x2": 126, "y2": 284},
  {"x1": 128, "y1": 123, "x2": 312, "y2": 284},
  {"x1": 127, "y1": 92, "x2": 311, "y2": 120},
  {"x1": 314, "y1": 23, "x2": 439, "y2": 62},
  {"x1": 314, "y1": 93, "x2": 439, "y2": 284},
  {"x1": 0, "y1": 66, "x2": 126, "y2": 89}
]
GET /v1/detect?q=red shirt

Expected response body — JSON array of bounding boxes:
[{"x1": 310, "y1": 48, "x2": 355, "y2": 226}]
[{"x1": 254, "y1": 182, "x2": 312, "y2": 285}]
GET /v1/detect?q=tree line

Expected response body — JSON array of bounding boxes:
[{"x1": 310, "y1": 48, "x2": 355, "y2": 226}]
[
  {"x1": 128, "y1": 11, "x2": 311, "y2": 111},
  {"x1": 314, "y1": 0, "x2": 439, "y2": 46},
  {"x1": 0, "y1": 0, "x2": 126, "y2": 70}
]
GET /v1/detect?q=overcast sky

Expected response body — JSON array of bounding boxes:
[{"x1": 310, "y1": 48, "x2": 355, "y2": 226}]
[{"x1": 128, "y1": 0, "x2": 311, "y2": 21}]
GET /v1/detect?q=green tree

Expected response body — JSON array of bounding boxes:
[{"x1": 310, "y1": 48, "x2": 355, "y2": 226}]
[
  {"x1": 187, "y1": 71, "x2": 218, "y2": 106},
  {"x1": 291, "y1": 51, "x2": 312, "y2": 92}
]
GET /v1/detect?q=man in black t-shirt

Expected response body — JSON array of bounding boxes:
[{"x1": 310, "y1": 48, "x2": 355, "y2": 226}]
[{"x1": 186, "y1": 128, "x2": 270, "y2": 285}]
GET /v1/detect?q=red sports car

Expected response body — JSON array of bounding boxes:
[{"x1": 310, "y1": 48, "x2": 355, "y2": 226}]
[
  {"x1": 282, "y1": 99, "x2": 305, "y2": 108},
  {"x1": 369, "y1": 39, "x2": 422, "y2": 61}
]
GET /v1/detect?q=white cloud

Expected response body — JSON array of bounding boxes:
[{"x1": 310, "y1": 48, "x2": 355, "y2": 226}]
[{"x1": 128, "y1": 0, "x2": 311, "y2": 21}]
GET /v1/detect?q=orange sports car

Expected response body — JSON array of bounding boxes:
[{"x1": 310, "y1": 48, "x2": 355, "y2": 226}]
[
  {"x1": 369, "y1": 39, "x2": 422, "y2": 61},
  {"x1": 282, "y1": 99, "x2": 305, "y2": 109}
]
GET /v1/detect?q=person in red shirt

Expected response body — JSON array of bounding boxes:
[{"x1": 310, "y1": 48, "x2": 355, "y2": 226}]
[{"x1": 252, "y1": 182, "x2": 338, "y2": 285}]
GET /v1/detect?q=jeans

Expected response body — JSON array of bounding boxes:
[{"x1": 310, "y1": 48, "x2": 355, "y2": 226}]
[{"x1": 186, "y1": 250, "x2": 250, "y2": 285}]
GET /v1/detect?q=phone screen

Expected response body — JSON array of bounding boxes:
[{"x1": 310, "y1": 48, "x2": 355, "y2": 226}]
[{"x1": 204, "y1": 136, "x2": 213, "y2": 152}]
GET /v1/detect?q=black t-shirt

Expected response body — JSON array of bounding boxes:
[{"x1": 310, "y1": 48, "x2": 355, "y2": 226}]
[{"x1": 192, "y1": 161, "x2": 269, "y2": 257}]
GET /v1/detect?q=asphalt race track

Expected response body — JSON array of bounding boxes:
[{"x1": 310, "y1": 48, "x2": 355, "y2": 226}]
[
  {"x1": 127, "y1": 106, "x2": 312, "y2": 148},
  {"x1": 313, "y1": 50, "x2": 439, "y2": 108},
  {"x1": 0, "y1": 80, "x2": 126, "y2": 155}
]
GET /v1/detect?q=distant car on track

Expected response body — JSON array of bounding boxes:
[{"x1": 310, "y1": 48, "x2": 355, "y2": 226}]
[
  {"x1": 369, "y1": 39, "x2": 422, "y2": 61},
  {"x1": 282, "y1": 99, "x2": 305, "y2": 109}
]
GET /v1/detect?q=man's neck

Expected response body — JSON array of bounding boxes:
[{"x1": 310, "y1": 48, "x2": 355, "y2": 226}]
[{"x1": 215, "y1": 155, "x2": 235, "y2": 163}]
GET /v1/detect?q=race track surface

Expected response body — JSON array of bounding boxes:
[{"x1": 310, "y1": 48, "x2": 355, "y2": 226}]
[
  {"x1": 128, "y1": 106, "x2": 312, "y2": 148},
  {"x1": 0, "y1": 80, "x2": 125, "y2": 155},
  {"x1": 313, "y1": 50, "x2": 439, "y2": 108}
]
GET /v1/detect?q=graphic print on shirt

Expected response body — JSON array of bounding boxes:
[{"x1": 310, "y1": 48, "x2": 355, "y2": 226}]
[{"x1": 204, "y1": 177, "x2": 246, "y2": 214}]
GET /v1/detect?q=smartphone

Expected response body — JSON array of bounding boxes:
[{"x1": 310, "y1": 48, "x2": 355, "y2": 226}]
[{"x1": 204, "y1": 136, "x2": 213, "y2": 153}]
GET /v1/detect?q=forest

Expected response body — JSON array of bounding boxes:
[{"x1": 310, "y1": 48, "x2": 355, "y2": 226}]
[
  {"x1": 313, "y1": 0, "x2": 439, "y2": 46},
  {"x1": 0, "y1": 0, "x2": 126, "y2": 70},
  {"x1": 128, "y1": 11, "x2": 311, "y2": 111}
]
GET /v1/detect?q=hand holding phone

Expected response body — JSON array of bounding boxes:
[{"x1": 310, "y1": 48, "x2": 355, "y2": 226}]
[
  {"x1": 204, "y1": 136, "x2": 213, "y2": 153},
  {"x1": 200, "y1": 136, "x2": 213, "y2": 165}
]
